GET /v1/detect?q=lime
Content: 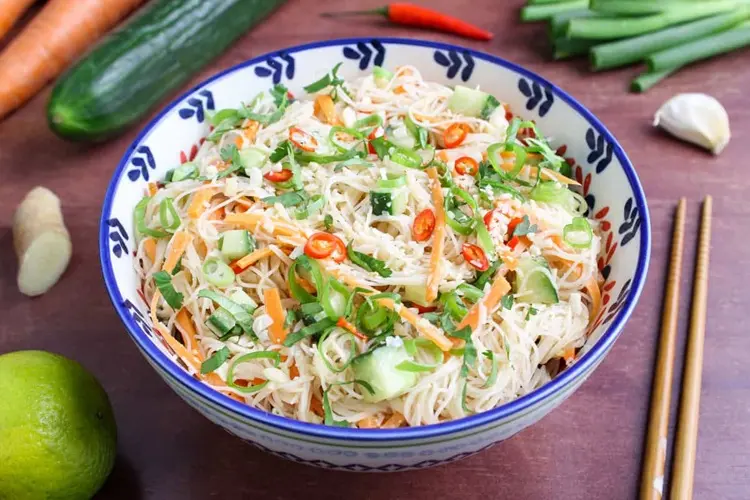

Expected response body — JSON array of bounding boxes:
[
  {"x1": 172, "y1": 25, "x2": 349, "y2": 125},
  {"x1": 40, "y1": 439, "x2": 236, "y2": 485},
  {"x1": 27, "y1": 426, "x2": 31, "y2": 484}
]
[{"x1": 0, "y1": 351, "x2": 117, "y2": 500}]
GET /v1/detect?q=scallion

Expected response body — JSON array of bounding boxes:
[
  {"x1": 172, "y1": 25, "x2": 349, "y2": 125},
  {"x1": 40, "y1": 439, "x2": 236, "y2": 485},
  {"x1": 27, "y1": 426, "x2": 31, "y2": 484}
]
[
  {"x1": 200, "y1": 346, "x2": 230, "y2": 374},
  {"x1": 158, "y1": 198, "x2": 180, "y2": 232},
  {"x1": 563, "y1": 216, "x2": 593, "y2": 248},
  {"x1": 346, "y1": 243, "x2": 393, "y2": 277},
  {"x1": 320, "y1": 278, "x2": 351, "y2": 320},
  {"x1": 227, "y1": 351, "x2": 281, "y2": 393},
  {"x1": 134, "y1": 197, "x2": 169, "y2": 238},
  {"x1": 283, "y1": 317, "x2": 337, "y2": 346},
  {"x1": 202, "y1": 258, "x2": 235, "y2": 288},
  {"x1": 318, "y1": 327, "x2": 359, "y2": 373},
  {"x1": 198, "y1": 289, "x2": 254, "y2": 333},
  {"x1": 376, "y1": 175, "x2": 407, "y2": 189},
  {"x1": 396, "y1": 338, "x2": 443, "y2": 372}
]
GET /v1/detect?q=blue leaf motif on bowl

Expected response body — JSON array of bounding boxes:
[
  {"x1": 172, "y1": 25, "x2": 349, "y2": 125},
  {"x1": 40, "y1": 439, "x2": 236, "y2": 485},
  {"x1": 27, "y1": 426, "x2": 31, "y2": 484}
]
[
  {"x1": 177, "y1": 89, "x2": 215, "y2": 123},
  {"x1": 107, "y1": 218, "x2": 129, "y2": 258},
  {"x1": 518, "y1": 78, "x2": 553, "y2": 117},
  {"x1": 618, "y1": 197, "x2": 641, "y2": 246},
  {"x1": 343, "y1": 40, "x2": 385, "y2": 70},
  {"x1": 127, "y1": 145, "x2": 156, "y2": 182},
  {"x1": 253, "y1": 52, "x2": 295, "y2": 84},
  {"x1": 585, "y1": 128, "x2": 613, "y2": 174},
  {"x1": 123, "y1": 299, "x2": 151, "y2": 338},
  {"x1": 433, "y1": 49, "x2": 474, "y2": 81}
]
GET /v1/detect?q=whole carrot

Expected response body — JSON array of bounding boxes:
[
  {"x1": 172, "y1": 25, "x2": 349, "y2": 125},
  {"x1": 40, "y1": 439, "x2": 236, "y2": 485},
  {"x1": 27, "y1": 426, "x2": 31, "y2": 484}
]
[
  {"x1": 0, "y1": 0, "x2": 36, "y2": 41},
  {"x1": 0, "y1": 0, "x2": 145, "y2": 120},
  {"x1": 322, "y1": 3, "x2": 493, "y2": 41}
]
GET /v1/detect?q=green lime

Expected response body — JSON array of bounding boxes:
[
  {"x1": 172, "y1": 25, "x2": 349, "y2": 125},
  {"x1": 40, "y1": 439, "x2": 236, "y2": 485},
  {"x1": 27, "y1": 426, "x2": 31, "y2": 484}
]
[{"x1": 0, "y1": 351, "x2": 117, "y2": 500}]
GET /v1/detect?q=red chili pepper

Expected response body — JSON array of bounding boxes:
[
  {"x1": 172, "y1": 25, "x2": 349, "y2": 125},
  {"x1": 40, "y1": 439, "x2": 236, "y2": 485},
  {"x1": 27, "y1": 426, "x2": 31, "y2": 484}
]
[
  {"x1": 321, "y1": 4, "x2": 493, "y2": 41},
  {"x1": 483, "y1": 209, "x2": 496, "y2": 230},
  {"x1": 289, "y1": 126, "x2": 318, "y2": 152},
  {"x1": 304, "y1": 233, "x2": 346, "y2": 262},
  {"x1": 461, "y1": 243, "x2": 489, "y2": 271},
  {"x1": 367, "y1": 127, "x2": 382, "y2": 155},
  {"x1": 412, "y1": 208, "x2": 436, "y2": 242},
  {"x1": 444, "y1": 123, "x2": 470, "y2": 148},
  {"x1": 409, "y1": 302, "x2": 437, "y2": 314},
  {"x1": 454, "y1": 156, "x2": 478, "y2": 176},
  {"x1": 263, "y1": 169, "x2": 293, "y2": 183}
]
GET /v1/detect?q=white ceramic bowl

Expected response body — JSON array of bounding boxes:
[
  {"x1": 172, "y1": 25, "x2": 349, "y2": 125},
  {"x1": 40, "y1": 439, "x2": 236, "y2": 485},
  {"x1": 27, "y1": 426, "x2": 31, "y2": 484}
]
[{"x1": 100, "y1": 38, "x2": 650, "y2": 471}]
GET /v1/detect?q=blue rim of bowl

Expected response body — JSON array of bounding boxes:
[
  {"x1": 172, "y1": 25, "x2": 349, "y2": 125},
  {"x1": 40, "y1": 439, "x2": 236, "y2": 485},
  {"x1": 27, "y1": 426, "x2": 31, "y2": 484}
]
[{"x1": 100, "y1": 37, "x2": 651, "y2": 442}]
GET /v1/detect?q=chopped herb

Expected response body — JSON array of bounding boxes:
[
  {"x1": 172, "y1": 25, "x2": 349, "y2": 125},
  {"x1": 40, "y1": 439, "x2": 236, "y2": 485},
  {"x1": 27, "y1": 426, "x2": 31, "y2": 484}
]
[
  {"x1": 323, "y1": 214, "x2": 334, "y2": 231},
  {"x1": 525, "y1": 306, "x2": 539, "y2": 321},
  {"x1": 501, "y1": 293, "x2": 514, "y2": 310},
  {"x1": 512, "y1": 215, "x2": 538, "y2": 237},
  {"x1": 346, "y1": 242, "x2": 393, "y2": 278},
  {"x1": 217, "y1": 144, "x2": 243, "y2": 179},
  {"x1": 171, "y1": 256, "x2": 183, "y2": 276},
  {"x1": 153, "y1": 271, "x2": 183, "y2": 309},
  {"x1": 482, "y1": 351, "x2": 498, "y2": 388},
  {"x1": 322, "y1": 379, "x2": 374, "y2": 427},
  {"x1": 200, "y1": 347, "x2": 230, "y2": 374},
  {"x1": 447, "y1": 326, "x2": 477, "y2": 378},
  {"x1": 472, "y1": 259, "x2": 500, "y2": 290},
  {"x1": 262, "y1": 191, "x2": 307, "y2": 207},
  {"x1": 285, "y1": 309, "x2": 298, "y2": 329},
  {"x1": 269, "y1": 140, "x2": 290, "y2": 163},
  {"x1": 303, "y1": 63, "x2": 344, "y2": 93},
  {"x1": 334, "y1": 157, "x2": 374, "y2": 172}
]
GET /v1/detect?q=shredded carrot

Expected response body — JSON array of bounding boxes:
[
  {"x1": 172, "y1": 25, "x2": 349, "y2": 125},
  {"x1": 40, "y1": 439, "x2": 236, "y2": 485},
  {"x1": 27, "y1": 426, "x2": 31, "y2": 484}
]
[
  {"x1": 143, "y1": 238, "x2": 157, "y2": 263},
  {"x1": 313, "y1": 95, "x2": 340, "y2": 125},
  {"x1": 264, "y1": 288, "x2": 287, "y2": 344},
  {"x1": 289, "y1": 362, "x2": 300, "y2": 379},
  {"x1": 358, "y1": 415, "x2": 380, "y2": 428},
  {"x1": 310, "y1": 395, "x2": 324, "y2": 417},
  {"x1": 208, "y1": 206, "x2": 226, "y2": 221},
  {"x1": 394, "y1": 85, "x2": 406, "y2": 94},
  {"x1": 562, "y1": 346, "x2": 576, "y2": 364},
  {"x1": 425, "y1": 167, "x2": 445, "y2": 303},
  {"x1": 224, "y1": 212, "x2": 306, "y2": 241},
  {"x1": 162, "y1": 231, "x2": 192, "y2": 274},
  {"x1": 174, "y1": 308, "x2": 198, "y2": 353},
  {"x1": 0, "y1": 0, "x2": 146, "y2": 120},
  {"x1": 233, "y1": 136, "x2": 243, "y2": 148},
  {"x1": 187, "y1": 187, "x2": 219, "y2": 219},
  {"x1": 243, "y1": 120, "x2": 259, "y2": 142},
  {"x1": 457, "y1": 274, "x2": 511, "y2": 333},
  {"x1": 147, "y1": 182, "x2": 158, "y2": 196},
  {"x1": 336, "y1": 317, "x2": 368, "y2": 341},
  {"x1": 497, "y1": 152, "x2": 579, "y2": 185},
  {"x1": 584, "y1": 275, "x2": 602, "y2": 323},
  {"x1": 230, "y1": 247, "x2": 275, "y2": 273},
  {"x1": 381, "y1": 412, "x2": 406, "y2": 429}
]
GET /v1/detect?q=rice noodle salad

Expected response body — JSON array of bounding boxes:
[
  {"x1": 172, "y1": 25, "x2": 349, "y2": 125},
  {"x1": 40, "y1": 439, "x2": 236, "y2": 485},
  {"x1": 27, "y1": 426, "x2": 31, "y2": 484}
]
[{"x1": 135, "y1": 64, "x2": 603, "y2": 429}]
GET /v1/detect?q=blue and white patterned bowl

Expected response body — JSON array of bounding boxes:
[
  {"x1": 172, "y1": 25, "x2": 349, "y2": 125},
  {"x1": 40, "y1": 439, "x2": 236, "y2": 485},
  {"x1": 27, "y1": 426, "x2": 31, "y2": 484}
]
[{"x1": 100, "y1": 38, "x2": 650, "y2": 471}]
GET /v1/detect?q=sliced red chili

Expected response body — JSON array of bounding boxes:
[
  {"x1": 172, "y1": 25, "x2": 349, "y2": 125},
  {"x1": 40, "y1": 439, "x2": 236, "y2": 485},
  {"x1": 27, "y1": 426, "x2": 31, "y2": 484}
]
[
  {"x1": 409, "y1": 302, "x2": 437, "y2": 314},
  {"x1": 507, "y1": 236, "x2": 521, "y2": 250},
  {"x1": 444, "y1": 123, "x2": 470, "y2": 148},
  {"x1": 412, "y1": 209, "x2": 436, "y2": 242},
  {"x1": 367, "y1": 127, "x2": 382, "y2": 155},
  {"x1": 263, "y1": 169, "x2": 293, "y2": 183},
  {"x1": 289, "y1": 126, "x2": 318, "y2": 152},
  {"x1": 483, "y1": 209, "x2": 496, "y2": 230},
  {"x1": 506, "y1": 217, "x2": 524, "y2": 238},
  {"x1": 304, "y1": 233, "x2": 345, "y2": 260},
  {"x1": 330, "y1": 237, "x2": 347, "y2": 263},
  {"x1": 454, "y1": 156, "x2": 478, "y2": 176},
  {"x1": 462, "y1": 243, "x2": 489, "y2": 271}
]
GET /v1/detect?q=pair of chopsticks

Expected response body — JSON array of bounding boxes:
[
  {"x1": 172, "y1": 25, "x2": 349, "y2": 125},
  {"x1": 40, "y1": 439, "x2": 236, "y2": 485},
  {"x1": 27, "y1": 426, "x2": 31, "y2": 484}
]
[{"x1": 640, "y1": 196, "x2": 713, "y2": 500}]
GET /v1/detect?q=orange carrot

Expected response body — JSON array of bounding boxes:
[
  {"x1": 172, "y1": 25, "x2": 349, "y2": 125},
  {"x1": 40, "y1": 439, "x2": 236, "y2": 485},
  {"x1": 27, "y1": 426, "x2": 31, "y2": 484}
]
[
  {"x1": 584, "y1": 275, "x2": 602, "y2": 323},
  {"x1": 229, "y1": 247, "x2": 275, "y2": 274},
  {"x1": 163, "y1": 231, "x2": 192, "y2": 274},
  {"x1": 264, "y1": 288, "x2": 287, "y2": 344},
  {"x1": 381, "y1": 412, "x2": 406, "y2": 429},
  {"x1": 224, "y1": 212, "x2": 306, "y2": 240},
  {"x1": 562, "y1": 346, "x2": 576, "y2": 364},
  {"x1": 336, "y1": 317, "x2": 368, "y2": 341},
  {"x1": 0, "y1": 0, "x2": 36, "y2": 41},
  {"x1": 313, "y1": 95, "x2": 340, "y2": 125},
  {"x1": 457, "y1": 274, "x2": 511, "y2": 333},
  {"x1": 425, "y1": 167, "x2": 445, "y2": 303},
  {"x1": 188, "y1": 187, "x2": 219, "y2": 219},
  {"x1": 289, "y1": 362, "x2": 300, "y2": 380},
  {"x1": 143, "y1": 237, "x2": 157, "y2": 263},
  {"x1": 174, "y1": 308, "x2": 198, "y2": 353},
  {"x1": 0, "y1": 0, "x2": 145, "y2": 120},
  {"x1": 243, "y1": 120, "x2": 259, "y2": 142},
  {"x1": 310, "y1": 395, "x2": 324, "y2": 417},
  {"x1": 358, "y1": 415, "x2": 381, "y2": 428},
  {"x1": 147, "y1": 182, "x2": 158, "y2": 196}
]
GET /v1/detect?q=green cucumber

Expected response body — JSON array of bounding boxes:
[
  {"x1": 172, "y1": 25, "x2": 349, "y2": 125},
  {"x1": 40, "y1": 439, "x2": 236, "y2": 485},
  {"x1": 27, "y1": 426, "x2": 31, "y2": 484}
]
[
  {"x1": 370, "y1": 188, "x2": 407, "y2": 216},
  {"x1": 207, "y1": 307, "x2": 237, "y2": 336},
  {"x1": 47, "y1": 0, "x2": 287, "y2": 142},
  {"x1": 351, "y1": 344, "x2": 419, "y2": 403},
  {"x1": 448, "y1": 85, "x2": 501, "y2": 120},
  {"x1": 171, "y1": 162, "x2": 199, "y2": 182},
  {"x1": 219, "y1": 230, "x2": 255, "y2": 260},
  {"x1": 229, "y1": 290, "x2": 258, "y2": 313},
  {"x1": 240, "y1": 148, "x2": 267, "y2": 172},
  {"x1": 403, "y1": 285, "x2": 433, "y2": 307},
  {"x1": 373, "y1": 66, "x2": 394, "y2": 89},
  {"x1": 514, "y1": 257, "x2": 559, "y2": 305}
]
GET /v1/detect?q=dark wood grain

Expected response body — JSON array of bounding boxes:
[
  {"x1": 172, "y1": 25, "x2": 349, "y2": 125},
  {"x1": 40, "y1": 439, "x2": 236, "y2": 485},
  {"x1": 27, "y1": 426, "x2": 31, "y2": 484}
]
[{"x1": 1, "y1": 1, "x2": 748, "y2": 498}]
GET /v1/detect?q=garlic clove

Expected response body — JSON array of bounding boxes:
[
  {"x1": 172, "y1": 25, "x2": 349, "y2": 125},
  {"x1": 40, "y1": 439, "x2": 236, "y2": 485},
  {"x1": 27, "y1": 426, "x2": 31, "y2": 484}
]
[{"x1": 653, "y1": 93, "x2": 730, "y2": 155}]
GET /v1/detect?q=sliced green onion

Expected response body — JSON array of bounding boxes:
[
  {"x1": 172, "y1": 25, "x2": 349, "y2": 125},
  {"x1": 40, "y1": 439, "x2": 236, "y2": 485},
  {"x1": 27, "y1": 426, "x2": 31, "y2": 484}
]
[
  {"x1": 456, "y1": 283, "x2": 484, "y2": 303},
  {"x1": 288, "y1": 256, "x2": 323, "y2": 304},
  {"x1": 355, "y1": 299, "x2": 396, "y2": 335},
  {"x1": 227, "y1": 351, "x2": 281, "y2": 393},
  {"x1": 329, "y1": 126, "x2": 365, "y2": 153},
  {"x1": 320, "y1": 278, "x2": 351, "y2": 320},
  {"x1": 444, "y1": 187, "x2": 478, "y2": 236},
  {"x1": 353, "y1": 114, "x2": 383, "y2": 131},
  {"x1": 472, "y1": 259, "x2": 500, "y2": 290},
  {"x1": 201, "y1": 346, "x2": 230, "y2": 374},
  {"x1": 134, "y1": 197, "x2": 169, "y2": 238},
  {"x1": 482, "y1": 350, "x2": 498, "y2": 388},
  {"x1": 389, "y1": 146, "x2": 422, "y2": 169},
  {"x1": 303, "y1": 62, "x2": 343, "y2": 93},
  {"x1": 198, "y1": 289, "x2": 254, "y2": 333},
  {"x1": 396, "y1": 338, "x2": 443, "y2": 372},
  {"x1": 404, "y1": 115, "x2": 428, "y2": 149},
  {"x1": 346, "y1": 243, "x2": 393, "y2": 278},
  {"x1": 318, "y1": 327, "x2": 359, "y2": 373},
  {"x1": 376, "y1": 175, "x2": 407, "y2": 189},
  {"x1": 153, "y1": 270, "x2": 183, "y2": 309},
  {"x1": 295, "y1": 147, "x2": 363, "y2": 165},
  {"x1": 158, "y1": 198, "x2": 180, "y2": 232},
  {"x1": 202, "y1": 258, "x2": 235, "y2": 288},
  {"x1": 294, "y1": 194, "x2": 325, "y2": 220},
  {"x1": 475, "y1": 217, "x2": 496, "y2": 258},
  {"x1": 563, "y1": 217, "x2": 593, "y2": 249},
  {"x1": 283, "y1": 317, "x2": 337, "y2": 346},
  {"x1": 440, "y1": 291, "x2": 469, "y2": 322}
]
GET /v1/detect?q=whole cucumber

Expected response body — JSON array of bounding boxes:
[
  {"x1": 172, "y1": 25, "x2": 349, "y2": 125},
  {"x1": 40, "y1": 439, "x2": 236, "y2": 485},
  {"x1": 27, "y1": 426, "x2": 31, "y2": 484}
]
[{"x1": 47, "y1": 0, "x2": 287, "y2": 142}]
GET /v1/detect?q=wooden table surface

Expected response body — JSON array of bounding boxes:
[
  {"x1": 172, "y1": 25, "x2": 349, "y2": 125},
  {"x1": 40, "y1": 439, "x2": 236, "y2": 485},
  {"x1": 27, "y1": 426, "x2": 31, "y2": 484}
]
[{"x1": 2, "y1": 1, "x2": 749, "y2": 498}]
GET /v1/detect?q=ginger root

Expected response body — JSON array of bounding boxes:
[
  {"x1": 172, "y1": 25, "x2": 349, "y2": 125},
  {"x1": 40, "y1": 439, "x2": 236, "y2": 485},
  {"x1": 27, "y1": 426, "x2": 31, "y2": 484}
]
[{"x1": 13, "y1": 186, "x2": 72, "y2": 296}]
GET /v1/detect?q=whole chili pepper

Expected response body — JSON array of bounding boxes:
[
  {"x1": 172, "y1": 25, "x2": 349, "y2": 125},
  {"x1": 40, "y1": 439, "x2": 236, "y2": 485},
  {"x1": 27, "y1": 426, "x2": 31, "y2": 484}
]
[{"x1": 321, "y1": 3, "x2": 493, "y2": 41}]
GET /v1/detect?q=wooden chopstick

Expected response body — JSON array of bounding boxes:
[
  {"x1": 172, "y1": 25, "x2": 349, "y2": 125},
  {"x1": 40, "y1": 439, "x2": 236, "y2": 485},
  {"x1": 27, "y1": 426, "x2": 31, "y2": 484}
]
[
  {"x1": 640, "y1": 198, "x2": 687, "y2": 500},
  {"x1": 670, "y1": 195, "x2": 713, "y2": 499}
]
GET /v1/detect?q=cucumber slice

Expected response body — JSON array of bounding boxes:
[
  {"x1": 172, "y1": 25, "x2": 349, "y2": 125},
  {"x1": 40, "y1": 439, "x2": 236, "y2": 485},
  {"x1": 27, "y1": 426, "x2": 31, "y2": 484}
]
[
  {"x1": 373, "y1": 66, "x2": 394, "y2": 89},
  {"x1": 240, "y1": 148, "x2": 267, "y2": 173},
  {"x1": 229, "y1": 289, "x2": 257, "y2": 313},
  {"x1": 403, "y1": 285, "x2": 433, "y2": 307},
  {"x1": 207, "y1": 307, "x2": 237, "y2": 336},
  {"x1": 448, "y1": 85, "x2": 501, "y2": 120},
  {"x1": 171, "y1": 162, "x2": 199, "y2": 182},
  {"x1": 370, "y1": 188, "x2": 407, "y2": 216},
  {"x1": 351, "y1": 344, "x2": 419, "y2": 403},
  {"x1": 219, "y1": 229, "x2": 255, "y2": 260},
  {"x1": 514, "y1": 257, "x2": 559, "y2": 304}
]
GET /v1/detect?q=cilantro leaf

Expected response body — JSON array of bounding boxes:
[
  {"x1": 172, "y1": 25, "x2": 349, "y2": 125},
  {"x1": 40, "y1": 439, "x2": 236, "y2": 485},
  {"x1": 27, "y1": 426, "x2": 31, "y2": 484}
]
[
  {"x1": 512, "y1": 215, "x2": 538, "y2": 237},
  {"x1": 346, "y1": 242, "x2": 393, "y2": 278},
  {"x1": 200, "y1": 347, "x2": 230, "y2": 374},
  {"x1": 262, "y1": 191, "x2": 307, "y2": 207},
  {"x1": 303, "y1": 63, "x2": 344, "y2": 94},
  {"x1": 447, "y1": 326, "x2": 477, "y2": 379},
  {"x1": 501, "y1": 293, "x2": 514, "y2": 310},
  {"x1": 525, "y1": 306, "x2": 539, "y2": 321},
  {"x1": 323, "y1": 214, "x2": 334, "y2": 231},
  {"x1": 153, "y1": 271, "x2": 184, "y2": 310},
  {"x1": 216, "y1": 144, "x2": 243, "y2": 179}
]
